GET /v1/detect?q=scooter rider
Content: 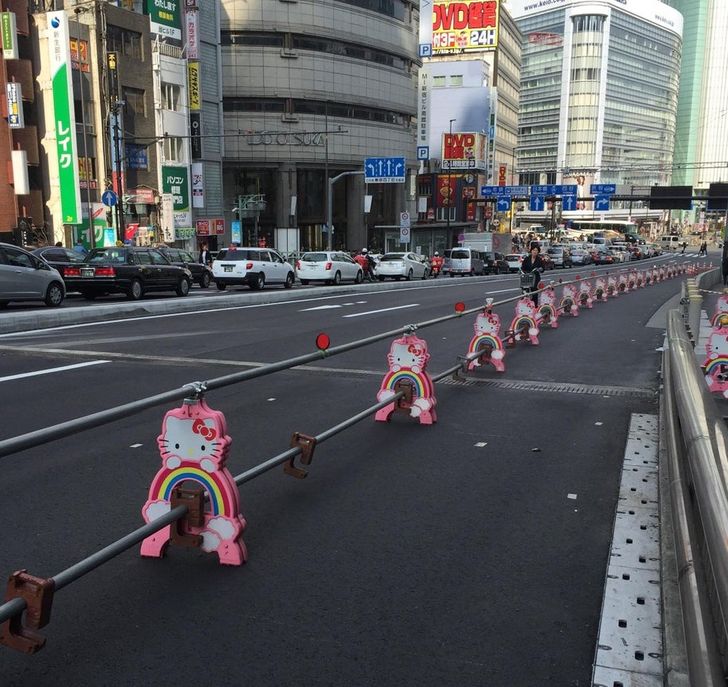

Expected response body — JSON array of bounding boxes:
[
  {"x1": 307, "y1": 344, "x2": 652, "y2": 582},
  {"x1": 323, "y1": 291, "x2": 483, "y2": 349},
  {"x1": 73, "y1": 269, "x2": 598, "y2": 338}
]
[
  {"x1": 431, "y1": 251, "x2": 444, "y2": 277},
  {"x1": 521, "y1": 243, "x2": 545, "y2": 306},
  {"x1": 355, "y1": 248, "x2": 377, "y2": 282}
]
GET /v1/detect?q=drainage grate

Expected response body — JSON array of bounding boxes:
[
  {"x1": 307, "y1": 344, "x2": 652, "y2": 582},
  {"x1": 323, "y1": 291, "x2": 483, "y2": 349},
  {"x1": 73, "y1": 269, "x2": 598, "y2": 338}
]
[
  {"x1": 592, "y1": 413, "x2": 663, "y2": 687},
  {"x1": 441, "y1": 376, "x2": 655, "y2": 399}
]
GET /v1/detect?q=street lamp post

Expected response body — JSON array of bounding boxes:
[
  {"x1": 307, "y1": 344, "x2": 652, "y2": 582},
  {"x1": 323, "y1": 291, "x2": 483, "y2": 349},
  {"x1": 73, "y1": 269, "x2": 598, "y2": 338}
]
[{"x1": 446, "y1": 118, "x2": 456, "y2": 242}]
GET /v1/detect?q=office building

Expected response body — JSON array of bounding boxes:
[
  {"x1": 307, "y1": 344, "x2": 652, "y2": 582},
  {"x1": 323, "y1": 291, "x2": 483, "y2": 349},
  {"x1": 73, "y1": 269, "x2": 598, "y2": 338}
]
[
  {"x1": 664, "y1": 0, "x2": 728, "y2": 190},
  {"x1": 509, "y1": 0, "x2": 682, "y2": 198},
  {"x1": 220, "y1": 0, "x2": 420, "y2": 253}
]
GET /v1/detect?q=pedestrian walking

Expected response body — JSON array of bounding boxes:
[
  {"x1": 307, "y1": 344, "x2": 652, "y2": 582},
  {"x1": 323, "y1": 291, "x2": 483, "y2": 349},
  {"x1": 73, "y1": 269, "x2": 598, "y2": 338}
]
[
  {"x1": 199, "y1": 242, "x2": 212, "y2": 266},
  {"x1": 699, "y1": 241, "x2": 707, "y2": 256},
  {"x1": 73, "y1": 239, "x2": 87, "y2": 255},
  {"x1": 681, "y1": 241, "x2": 687, "y2": 254}
]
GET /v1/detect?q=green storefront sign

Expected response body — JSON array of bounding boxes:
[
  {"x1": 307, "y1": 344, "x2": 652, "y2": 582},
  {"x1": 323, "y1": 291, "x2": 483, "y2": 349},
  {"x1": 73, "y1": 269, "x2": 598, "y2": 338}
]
[
  {"x1": 1, "y1": 12, "x2": 18, "y2": 60},
  {"x1": 47, "y1": 11, "x2": 81, "y2": 225},
  {"x1": 145, "y1": 0, "x2": 181, "y2": 40},
  {"x1": 162, "y1": 165, "x2": 191, "y2": 238}
]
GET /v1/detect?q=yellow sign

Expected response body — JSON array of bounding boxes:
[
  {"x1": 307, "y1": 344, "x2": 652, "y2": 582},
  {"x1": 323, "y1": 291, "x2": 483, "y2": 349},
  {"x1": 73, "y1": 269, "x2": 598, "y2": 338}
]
[{"x1": 188, "y1": 61, "x2": 200, "y2": 111}]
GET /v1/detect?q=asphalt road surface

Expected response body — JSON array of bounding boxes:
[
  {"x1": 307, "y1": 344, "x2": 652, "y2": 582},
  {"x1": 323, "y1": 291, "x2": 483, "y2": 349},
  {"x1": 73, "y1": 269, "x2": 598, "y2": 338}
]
[{"x1": 0, "y1": 255, "x2": 696, "y2": 686}]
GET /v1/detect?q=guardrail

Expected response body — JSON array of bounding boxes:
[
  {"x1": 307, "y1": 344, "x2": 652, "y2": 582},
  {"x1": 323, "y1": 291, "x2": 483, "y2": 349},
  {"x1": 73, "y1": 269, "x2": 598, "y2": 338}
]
[
  {"x1": 0, "y1": 257, "x2": 697, "y2": 654},
  {"x1": 664, "y1": 268, "x2": 727, "y2": 684}
]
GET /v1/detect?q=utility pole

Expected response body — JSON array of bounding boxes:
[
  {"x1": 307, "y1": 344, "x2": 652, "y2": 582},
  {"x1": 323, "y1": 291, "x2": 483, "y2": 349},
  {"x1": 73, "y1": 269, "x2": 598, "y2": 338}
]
[
  {"x1": 447, "y1": 118, "x2": 456, "y2": 241},
  {"x1": 112, "y1": 102, "x2": 125, "y2": 243}
]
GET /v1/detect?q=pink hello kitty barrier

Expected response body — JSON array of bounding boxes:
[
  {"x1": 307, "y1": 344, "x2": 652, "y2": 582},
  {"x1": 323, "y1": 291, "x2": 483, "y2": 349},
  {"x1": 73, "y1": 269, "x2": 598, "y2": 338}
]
[
  {"x1": 375, "y1": 333, "x2": 437, "y2": 425},
  {"x1": 141, "y1": 398, "x2": 248, "y2": 566},
  {"x1": 506, "y1": 297, "x2": 540, "y2": 346},
  {"x1": 560, "y1": 283, "x2": 579, "y2": 317},
  {"x1": 537, "y1": 284, "x2": 559, "y2": 328},
  {"x1": 703, "y1": 327, "x2": 728, "y2": 398},
  {"x1": 466, "y1": 310, "x2": 506, "y2": 372},
  {"x1": 577, "y1": 278, "x2": 594, "y2": 309},
  {"x1": 594, "y1": 276, "x2": 608, "y2": 301},
  {"x1": 711, "y1": 294, "x2": 728, "y2": 328}
]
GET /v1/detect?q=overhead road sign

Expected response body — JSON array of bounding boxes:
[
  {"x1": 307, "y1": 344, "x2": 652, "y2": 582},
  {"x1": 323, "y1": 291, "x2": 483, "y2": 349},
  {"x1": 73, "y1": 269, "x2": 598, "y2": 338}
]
[
  {"x1": 594, "y1": 195, "x2": 611, "y2": 211},
  {"x1": 364, "y1": 157, "x2": 406, "y2": 183},
  {"x1": 648, "y1": 185, "x2": 693, "y2": 210},
  {"x1": 562, "y1": 194, "x2": 577, "y2": 211},
  {"x1": 590, "y1": 184, "x2": 616, "y2": 195},
  {"x1": 481, "y1": 185, "x2": 529, "y2": 197},
  {"x1": 496, "y1": 197, "x2": 511, "y2": 213},
  {"x1": 529, "y1": 195, "x2": 545, "y2": 212},
  {"x1": 531, "y1": 184, "x2": 578, "y2": 196},
  {"x1": 707, "y1": 183, "x2": 728, "y2": 212}
]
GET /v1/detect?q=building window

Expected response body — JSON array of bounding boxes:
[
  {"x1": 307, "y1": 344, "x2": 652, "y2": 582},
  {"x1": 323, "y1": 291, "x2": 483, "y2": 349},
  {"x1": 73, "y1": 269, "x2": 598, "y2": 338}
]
[
  {"x1": 163, "y1": 136, "x2": 185, "y2": 162},
  {"x1": 107, "y1": 25, "x2": 142, "y2": 60},
  {"x1": 123, "y1": 87, "x2": 146, "y2": 116},
  {"x1": 161, "y1": 82, "x2": 182, "y2": 111},
  {"x1": 432, "y1": 76, "x2": 446, "y2": 88},
  {"x1": 450, "y1": 75, "x2": 463, "y2": 86}
]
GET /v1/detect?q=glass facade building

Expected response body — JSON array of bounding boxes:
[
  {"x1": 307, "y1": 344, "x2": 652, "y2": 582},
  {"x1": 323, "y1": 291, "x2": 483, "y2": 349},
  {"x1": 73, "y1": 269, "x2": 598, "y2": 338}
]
[
  {"x1": 665, "y1": 0, "x2": 728, "y2": 189},
  {"x1": 509, "y1": 0, "x2": 683, "y2": 191}
]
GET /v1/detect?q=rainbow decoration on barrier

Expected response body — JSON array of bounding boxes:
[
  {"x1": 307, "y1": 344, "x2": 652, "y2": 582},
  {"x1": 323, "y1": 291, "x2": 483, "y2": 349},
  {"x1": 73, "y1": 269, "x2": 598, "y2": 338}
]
[
  {"x1": 468, "y1": 333, "x2": 503, "y2": 355},
  {"x1": 508, "y1": 298, "x2": 540, "y2": 346},
  {"x1": 376, "y1": 333, "x2": 437, "y2": 424},
  {"x1": 140, "y1": 399, "x2": 247, "y2": 566},
  {"x1": 513, "y1": 315, "x2": 537, "y2": 333},
  {"x1": 150, "y1": 464, "x2": 236, "y2": 517},
  {"x1": 704, "y1": 356, "x2": 728, "y2": 376},
  {"x1": 379, "y1": 369, "x2": 433, "y2": 400}
]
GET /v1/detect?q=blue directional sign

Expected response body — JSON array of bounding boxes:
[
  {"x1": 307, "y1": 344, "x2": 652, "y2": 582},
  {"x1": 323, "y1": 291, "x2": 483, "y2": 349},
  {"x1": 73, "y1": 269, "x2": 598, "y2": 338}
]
[
  {"x1": 530, "y1": 195, "x2": 545, "y2": 212},
  {"x1": 364, "y1": 157, "x2": 406, "y2": 184},
  {"x1": 496, "y1": 197, "x2": 511, "y2": 212},
  {"x1": 560, "y1": 185, "x2": 578, "y2": 195},
  {"x1": 590, "y1": 184, "x2": 617, "y2": 195},
  {"x1": 102, "y1": 190, "x2": 118, "y2": 207},
  {"x1": 531, "y1": 185, "x2": 554, "y2": 195},
  {"x1": 562, "y1": 194, "x2": 577, "y2": 211},
  {"x1": 481, "y1": 185, "x2": 529, "y2": 197},
  {"x1": 594, "y1": 195, "x2": 611, "y2": 211},
  {"x1": 416, "y1": 146, "x2": 429, "y2": 161}
]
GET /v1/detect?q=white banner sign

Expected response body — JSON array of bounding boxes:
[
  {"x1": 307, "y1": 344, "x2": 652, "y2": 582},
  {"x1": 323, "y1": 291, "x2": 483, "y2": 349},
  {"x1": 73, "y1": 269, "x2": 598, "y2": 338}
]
[{"x1": 191, "y1": 161, "x2": 204, "y2": 208}]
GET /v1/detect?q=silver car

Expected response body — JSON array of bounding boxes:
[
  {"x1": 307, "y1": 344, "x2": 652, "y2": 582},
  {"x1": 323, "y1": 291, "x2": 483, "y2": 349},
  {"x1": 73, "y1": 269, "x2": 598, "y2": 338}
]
[{"x1": 0, "y1": 242, "x2": 66, "y2": 308}]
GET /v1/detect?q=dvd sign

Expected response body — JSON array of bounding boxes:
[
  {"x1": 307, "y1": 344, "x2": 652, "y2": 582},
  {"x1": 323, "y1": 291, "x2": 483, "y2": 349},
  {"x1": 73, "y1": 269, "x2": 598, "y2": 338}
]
[
  {"x1": 432, "y1": 0, "x2": 500, "y2": 54},
  {"x1": 442, "y1": 132, "x2": 486, "y2": 170}
]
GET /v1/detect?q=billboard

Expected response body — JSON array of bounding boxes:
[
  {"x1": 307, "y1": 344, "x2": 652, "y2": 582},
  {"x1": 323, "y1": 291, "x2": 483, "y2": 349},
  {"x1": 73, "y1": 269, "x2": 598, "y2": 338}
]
[
  {"x1": 162, "y1": 165, "x2": 191, "y2": 234},
  {"x1": 47, "y1": 11, "x2": 82, "y2": 225},
  {"x1": 6, "y1": 82, "x2": 23, "y2": 129},
  {"x1": 145, "y1": 0, "x2": 182, "y2": 41},
  {"x1": 442, "y1": 132, "x2": 487, "y2": 169},
  {"x1": 432, "y1": 1, "x2": 500, "y2": 55},
  {"x1": 187, "y1": 61, "x2": 200, "y2": 110}
]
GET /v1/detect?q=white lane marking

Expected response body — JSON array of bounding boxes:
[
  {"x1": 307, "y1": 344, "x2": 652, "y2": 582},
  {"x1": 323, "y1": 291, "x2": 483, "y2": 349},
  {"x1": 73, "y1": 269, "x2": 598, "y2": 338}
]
[
  {"x1": 568, "y1": 494, "x2": 578, "y2": 500},
  {"x1": 474, "y1": 442, "x2": 488, "y2": 448},
  {"x1": 130, "y1": 443, "x2": 142, "y2": 448},
  {"x1": 299, "y1": 304, "x2": 342, "y2": 311},
  {"x1": 0, "y1": 360, "x2": 109, "y2": 383},
  {"x1": 485, "y1": 288, "x2": 520, "y2": 295},
  {"x1": 342, "y1": 304, "x2": 420, "y2": 318}
]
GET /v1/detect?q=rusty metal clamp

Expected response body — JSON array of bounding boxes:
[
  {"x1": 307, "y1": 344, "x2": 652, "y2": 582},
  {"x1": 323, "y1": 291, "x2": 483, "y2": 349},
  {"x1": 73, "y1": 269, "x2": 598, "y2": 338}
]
[
  {"x1": 169, "y1": 485, "x2": 206, "y2": 548},
  {"x1": 284, "y1": 433, "x2": 318, "y2": 479},
  {"x1": 0, "y1": 570, "x2": 55, "y2": 654}
]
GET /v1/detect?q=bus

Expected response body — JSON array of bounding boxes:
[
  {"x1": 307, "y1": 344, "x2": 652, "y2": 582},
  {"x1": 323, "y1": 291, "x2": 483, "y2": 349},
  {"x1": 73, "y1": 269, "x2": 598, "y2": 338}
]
[{"x1": 568, "y1": 220, "x2": 639, "y2": 239}]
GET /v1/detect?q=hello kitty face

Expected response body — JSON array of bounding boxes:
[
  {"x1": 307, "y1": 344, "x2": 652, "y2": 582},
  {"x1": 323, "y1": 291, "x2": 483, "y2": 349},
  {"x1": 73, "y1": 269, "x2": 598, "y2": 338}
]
[
  {"x1": 540, "y1": 287, "x2": 556, "y2": 305},
  {"x1": 579, "y1": 280, "x2": 591, "y2": 293},
  {"x1": 717, "y1": 295, "x2": 728, "y2": 314},
  {"x1": 474, "y1": 312, "x2": 501, "y2": 336},
  {"x1": 706, "y1": 329, "x2": 728, "y2": 360},
  {"x1": 387, "y1": 336, "x2": 430, "y2": 373},
  {"x1": 158, "y1": 415, "x2": 226, "y2": 464},
  {"x1": 595, "y1": 277, "x2": 606, "y2": 289},
  {"x1": 563, "y1": 284, "x2": 577, "y2": 298},
  {"x1": 516, "y1": 298, "x2": 535, "y2": 316}
]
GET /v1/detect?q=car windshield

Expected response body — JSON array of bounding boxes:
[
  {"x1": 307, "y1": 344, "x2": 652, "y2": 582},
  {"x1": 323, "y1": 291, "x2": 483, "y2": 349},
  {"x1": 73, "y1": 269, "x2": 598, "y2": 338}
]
[
  {"x1": 85, "y1": 248, "x2": 127, "y2": 264},
  {"x1": 300, "y1": 253, "x2": 329, "y2": 262},
  {"x1": 380, "y1": 254, "x2": 405, "y2": 261},
  {"x1": 216, "y1": 249, "x2": 260, "y2": 261},
  {"x1": 547, "y1": 248, "x2": 563, "y2": 255},
  {"x1": 505, "y1": 255, "x2": 522, "y2": 261},
  {"x1": 450, "y1": 250, "x2": 470, "y2": 259}
]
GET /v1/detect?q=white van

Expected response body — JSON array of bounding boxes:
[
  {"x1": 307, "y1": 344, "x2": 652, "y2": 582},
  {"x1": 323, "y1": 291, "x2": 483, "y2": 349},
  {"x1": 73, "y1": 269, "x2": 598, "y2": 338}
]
[
  {"x1": 660, "y1": 235, "x2": 681, "y2": 250},
  {"x1": 443, "y1": 247, "x2": 486, "y2": 276}
]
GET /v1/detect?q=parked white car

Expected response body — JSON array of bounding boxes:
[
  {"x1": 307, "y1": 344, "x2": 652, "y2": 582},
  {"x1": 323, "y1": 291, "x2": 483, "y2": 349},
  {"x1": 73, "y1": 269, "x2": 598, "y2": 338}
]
[
  {"x1": 375, "y1": 252, "x2": 430, "y2": 281},
  {"x1": 295, "y1": 251, "x2": 363, "y2": 285},
  {"x1": 0, "y1": 242, "x2": 66, "y2": 308},
  {"x1": 212, "y1": 247, "x2": 294, "y2": 290},
  {"x1": 505, "y1": 253, "x2": 526, "y2": 272}
]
